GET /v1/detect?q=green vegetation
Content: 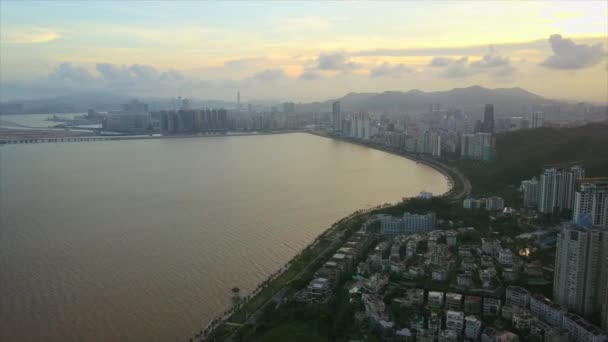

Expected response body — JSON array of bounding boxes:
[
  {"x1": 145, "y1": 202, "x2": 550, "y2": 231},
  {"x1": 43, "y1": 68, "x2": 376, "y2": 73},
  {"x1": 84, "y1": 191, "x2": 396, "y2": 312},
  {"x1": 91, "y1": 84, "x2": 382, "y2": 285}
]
[
  {"x1": 456, "y1": 123, "x2": 608, "y2": 199},
  {"x1": 202, "y1": 213, "x2": 366, "y2": 341}
]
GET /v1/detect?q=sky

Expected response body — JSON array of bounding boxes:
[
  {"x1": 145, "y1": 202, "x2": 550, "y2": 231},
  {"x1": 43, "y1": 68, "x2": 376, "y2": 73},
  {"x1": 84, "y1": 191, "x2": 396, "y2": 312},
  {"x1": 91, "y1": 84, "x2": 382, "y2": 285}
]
[{"x1": 1, "y1": 1, "x2": 607, "y2": 103}]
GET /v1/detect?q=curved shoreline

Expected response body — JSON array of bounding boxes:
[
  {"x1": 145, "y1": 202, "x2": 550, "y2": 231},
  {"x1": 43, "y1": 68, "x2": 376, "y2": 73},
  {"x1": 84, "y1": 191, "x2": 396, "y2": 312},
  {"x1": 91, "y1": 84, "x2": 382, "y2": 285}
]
[
  {"x1": 304, "y1": 131, "x2": 470, "y2": 200},
  {"x1": 195, "y1": 132, "x2": 470, "y2": 341}
]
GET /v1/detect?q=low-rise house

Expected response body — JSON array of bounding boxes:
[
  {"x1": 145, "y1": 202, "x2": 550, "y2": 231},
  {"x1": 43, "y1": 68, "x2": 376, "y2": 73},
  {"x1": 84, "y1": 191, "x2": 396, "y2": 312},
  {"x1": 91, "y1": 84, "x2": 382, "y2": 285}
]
[
  {"x1": 409, "y1": 313, "x2": 425, "y2": 330},
  {"x1": 307, "y1": 277, "x2": 331, "y2": 301},
  {"x1": 417, "y1": 329, "x2": 435, "y2": 342},
  {"x1": 483, "y1": 297, "x2": 502, "y2": 317},
  {"x1": 498, "y1": 248, "x2": 514, "y2": 265},
  {"x1": 438, "y1": 329, "x2": 458, "y2": 342},
  {"x1": 506, "y1": 285, "x2": 530, "y2": 308},
  {"x1": 429, "y1": 243, "x2": 450, "y2": 266},
  {"x1": 481, "y1": 328, "x2": 519, "y2": 342},
  {"x1": 545, "y1": 328, "x2": 569, "y2": 342},
  {"x1": 529, "y1": 294, "x2": 566, "y2": 327},
  {"x1": 461, "y1": 256, "x2": 477, "y2": 271},
  {"x1": 512, "y1": 307, "x2": 533, "y2": 331},
  {"x1": 406, "y1": 240, "x2": 418, "y2": 258},
  {"x1": 457, "y1": 273, "x2": 473, "y2": 288},
  {"x1": 479, "y1": 268, "x2": 497, "y2": 288},
  {"x1": 446, "y1": 230, "x2": 458, "y2": 247},
  {"x1": 502, "y1": 267, "x2": 516, "y2": 282},
  {"x1": 562, "y1": 312, "x2": 606, "y2": 342},
  {"x1": 481, "y1": 255, "x2": 494, "y2": 268},
  {"x1": 445, "y1": 292, "x2": 463, "y2": 311},
  {"x1": 395, "y1": 328, "x2": 413, "y2": 342},
  {"x1": 428, "y1": 311, "x2": 441, "y2": 332},
  {"x1": 445, "y1": 310, "x2": 464, "y2": 334},
  {"x1": 428, "y1": 291, "x2": 444, "y2": 309},
  {"x1": 458, "y1": 245, "x2": 474, "y2": 258},
  {"x1": 531, "y1": 320, "x2": 567, "y2": 342},
  {"x1": 362, "y1": 293, "x2": 389, "y2": 323},
  {"x1": 481, "y1": 238, "x2": 501, "y2": 257},
  {"x1": 404, "y1": 288, "x2": 425, "y2": 307},
  {"x1": 432, "y1": 267, "x2": 448, "y2": 281},
  {"x1": 464, "y1": 315, "x2": 482, "y2": 340}
]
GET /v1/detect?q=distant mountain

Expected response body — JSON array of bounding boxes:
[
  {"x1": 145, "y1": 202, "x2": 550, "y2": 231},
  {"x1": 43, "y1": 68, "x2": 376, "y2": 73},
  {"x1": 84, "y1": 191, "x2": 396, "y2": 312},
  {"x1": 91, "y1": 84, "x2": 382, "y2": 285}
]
[
  {"x1": 0, "y1": 92, "x2": 235, "y2": 114},
  {"x1": 297, "y1": 86, "x2": 551, "y2": 114},
  {"x1": 1, "y1": 85, "x2": 552, "y2": 115},
  {"x1": 0, "y1": 92, "x2": 132, "y2": 114}
]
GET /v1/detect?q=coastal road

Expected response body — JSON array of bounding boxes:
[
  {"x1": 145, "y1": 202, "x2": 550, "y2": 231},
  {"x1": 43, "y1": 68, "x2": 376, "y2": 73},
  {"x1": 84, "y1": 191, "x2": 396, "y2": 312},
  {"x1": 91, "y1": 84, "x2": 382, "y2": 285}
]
[{"x1": 221, "y1": 213, "x2": 368, "y2": 342}]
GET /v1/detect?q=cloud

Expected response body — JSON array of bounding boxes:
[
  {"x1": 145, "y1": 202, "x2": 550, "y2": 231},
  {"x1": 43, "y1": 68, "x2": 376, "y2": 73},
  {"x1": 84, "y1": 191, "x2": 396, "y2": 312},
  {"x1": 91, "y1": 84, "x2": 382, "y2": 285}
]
[
  {"x1": 2, "y1": 28, "x2": 60, "y2": 43},
  {"x1": 248, "y1": 69, "x2": 287, "y2": 83},
  {"x1": 95, "y1": 63, "x2": 184, "y2": 84},
  {"x1": 370, "y1": 62, "x2": 413, "y2": 78},
  {"x1": 429, "y1": 57, "x2": 456, "y2": 67},
  {"x1": 429, "y1": 47, "x2": 515, "y2": 79},
  {"x1": 541, "y1": 34, "x2": 606, "y2": 69},
  {"x1": 48, "y1": 63, "x2": 95, "y2": 83},
  {"x1": 223, "y1": 58, "x2": 265, "y2": 70},
  {"x1": 299, "y1": 70, "x2": 321, "y2": 81},
  {"x1": 471, "y1": 46, "x2": 511, "y2": 68},
  {"x1": 317, "y1": 52, "x2": 361, "y2": 71},
  {"x1": 1, "y1": 62, "x2": 196, "y2": 100}
]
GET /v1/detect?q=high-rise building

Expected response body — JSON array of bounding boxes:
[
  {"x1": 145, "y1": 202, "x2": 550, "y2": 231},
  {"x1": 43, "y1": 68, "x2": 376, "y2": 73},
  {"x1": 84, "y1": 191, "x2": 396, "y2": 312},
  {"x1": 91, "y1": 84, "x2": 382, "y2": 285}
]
[
  {"x1": 283, "y1": 102, "x2": 296, "y2": 115},
  {"x1": 573, "y1": 178, "x2": 608, "y2": 227},
  {"x1": 237, "y1": 91, "x2": 241, "y2": 112},
  {"x1": 332, "y1": 101, "x2": 341, "y2": 132},
  {"x1": 553, "y1": 225, "x2": 608, "y2": 317},
  {"x1": 159, "y1": 108, "x2": 229, "y2": 134},
  {"x1": 460, "y1": 133, "x2": 493, "y2": 161},
  {"x1": 538, "y1": 166, "x2": 585, "y2": 214},
  {"x1": 482, "y1": 104, "x2": 494, "y2": 133},
  {"x1": 521, "y1": 177, "x2": 540, "y2": 208},
  {"x1": 419, "y1": 131, "x2": 442, "y2": 157},
  {"x1": 104, "y1": 100, "x2": 151, "y2": 133},
  {"x1": 531, "y1": 111, "x2": 544, "y2": 129}
]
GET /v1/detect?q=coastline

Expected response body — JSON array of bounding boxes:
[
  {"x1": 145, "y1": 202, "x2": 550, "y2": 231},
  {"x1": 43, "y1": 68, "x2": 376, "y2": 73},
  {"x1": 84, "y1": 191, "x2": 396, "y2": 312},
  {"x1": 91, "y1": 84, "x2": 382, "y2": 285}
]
[
  {"x1": 195, "y1": 131, "x2": 470, "y2": 341},
  {"x1": 304, "y1": 130, "x2": 470, "y2": 201}
]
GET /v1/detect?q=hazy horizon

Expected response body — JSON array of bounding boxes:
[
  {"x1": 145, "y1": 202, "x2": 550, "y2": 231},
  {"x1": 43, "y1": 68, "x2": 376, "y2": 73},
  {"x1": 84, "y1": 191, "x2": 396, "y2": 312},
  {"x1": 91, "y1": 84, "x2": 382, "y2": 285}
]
[{"x1": 1, "y1": 1, "x2": 607, "y2": 103}]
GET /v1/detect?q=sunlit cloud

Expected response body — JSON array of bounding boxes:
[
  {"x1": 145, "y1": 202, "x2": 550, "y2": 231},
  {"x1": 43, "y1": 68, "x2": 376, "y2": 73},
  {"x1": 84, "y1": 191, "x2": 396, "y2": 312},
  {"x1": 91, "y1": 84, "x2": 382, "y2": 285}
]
[
  {"x1": 541, "y1": 34, "x2": 606, "y2": 69},
  {"x1": 429, "y1": 47, "x2": 516, "y2": 79},
  {"x1": 2, "y1": 28, "x2": 60, "y2": 43}
]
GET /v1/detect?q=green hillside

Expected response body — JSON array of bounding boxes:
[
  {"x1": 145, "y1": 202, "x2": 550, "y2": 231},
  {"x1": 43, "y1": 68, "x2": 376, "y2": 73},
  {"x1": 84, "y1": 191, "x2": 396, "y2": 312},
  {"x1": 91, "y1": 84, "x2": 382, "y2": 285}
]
[{"x1": 457, "y1": 123, "x2": 608, "y2": 198}]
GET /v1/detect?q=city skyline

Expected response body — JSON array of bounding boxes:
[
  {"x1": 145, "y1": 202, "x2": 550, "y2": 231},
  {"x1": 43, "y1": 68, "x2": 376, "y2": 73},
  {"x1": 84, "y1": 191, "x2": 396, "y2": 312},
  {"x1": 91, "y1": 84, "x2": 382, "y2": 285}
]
[{"x1": 1, "y1": 1, "x2": 607, "y2": 102}]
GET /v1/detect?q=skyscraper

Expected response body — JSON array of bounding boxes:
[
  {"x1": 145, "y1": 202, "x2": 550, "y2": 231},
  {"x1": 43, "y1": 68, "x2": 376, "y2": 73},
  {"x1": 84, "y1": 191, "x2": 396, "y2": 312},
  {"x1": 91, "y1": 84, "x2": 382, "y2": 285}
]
[
  {"x1": 419, "y1": 131, "x2": 441, "y2": 157},
  {"x1": 460, "y1": 133, "x2": 492, "y2": 161},
  {"x1": 332, "y1": 101, "x2": 341, "y2": 132},
  {"x1": 521, "y1": 177, "x2": 540, "y2": 208},
  {"x1": 553, "y1": 225, "x2": 608, "y2": 317},
  {"x1": 531, "y1": 111, "x2": 544, "y2": 129},
  {"x1": 538, "y1": 166, "x2": 585, "y2": 214},
  {"x1": 482, "y1": 104, "x2": 494, "y2": 133},
  {"x1": 237, "y1": 91, "x2": 241, "y2": 112},
  {"x1": 573, "y1": 178, "x2": 608, "y2": 227}
]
